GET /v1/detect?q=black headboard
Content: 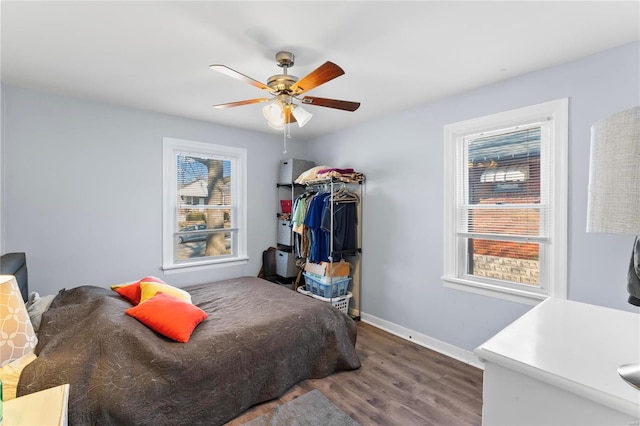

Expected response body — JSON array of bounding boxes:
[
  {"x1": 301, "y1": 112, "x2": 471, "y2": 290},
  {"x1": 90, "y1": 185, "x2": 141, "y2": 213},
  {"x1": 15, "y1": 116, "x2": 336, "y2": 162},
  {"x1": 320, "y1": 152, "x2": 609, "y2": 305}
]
[{"x1": 1, "y1": 252, "x2": 28, "y2": 302}]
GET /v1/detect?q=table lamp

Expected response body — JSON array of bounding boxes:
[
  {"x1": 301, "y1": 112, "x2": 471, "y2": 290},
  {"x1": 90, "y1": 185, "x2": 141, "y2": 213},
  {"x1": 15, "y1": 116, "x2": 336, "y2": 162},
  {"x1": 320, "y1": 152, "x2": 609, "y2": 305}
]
[
  {"x1": 586, "y1": 105, "x2": 640, "y2": 389},
  {"x1": 0, "y1": 275, "x2": 37, "y2": 366}
]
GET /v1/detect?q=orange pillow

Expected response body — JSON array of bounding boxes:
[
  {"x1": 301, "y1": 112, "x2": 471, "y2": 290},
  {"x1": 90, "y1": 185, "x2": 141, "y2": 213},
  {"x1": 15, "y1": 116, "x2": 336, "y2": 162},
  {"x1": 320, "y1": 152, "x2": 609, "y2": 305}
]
[
  {"x1": 112, "y1": 276, "x2": 166, "y2": 305},
  {"x1": 125, "y1": 292, "x2": 208, "y2": 343}
]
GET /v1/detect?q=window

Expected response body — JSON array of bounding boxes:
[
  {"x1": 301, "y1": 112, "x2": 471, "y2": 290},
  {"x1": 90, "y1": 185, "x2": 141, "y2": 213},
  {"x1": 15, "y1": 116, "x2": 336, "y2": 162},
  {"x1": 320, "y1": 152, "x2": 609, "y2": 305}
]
[
  {"x1": 443, "y1": 99, "x2": 568, "y2": 305},
  {"x1": 162, "y1": 137, "x2": 247, "y2": 271}
]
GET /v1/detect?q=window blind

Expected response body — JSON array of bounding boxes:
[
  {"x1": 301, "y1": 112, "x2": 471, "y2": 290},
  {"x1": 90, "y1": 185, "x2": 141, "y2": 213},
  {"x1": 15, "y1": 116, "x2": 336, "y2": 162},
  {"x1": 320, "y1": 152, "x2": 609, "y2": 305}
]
[{"x1": 457, "y1": 125, "x2": 550, "y2": 243}]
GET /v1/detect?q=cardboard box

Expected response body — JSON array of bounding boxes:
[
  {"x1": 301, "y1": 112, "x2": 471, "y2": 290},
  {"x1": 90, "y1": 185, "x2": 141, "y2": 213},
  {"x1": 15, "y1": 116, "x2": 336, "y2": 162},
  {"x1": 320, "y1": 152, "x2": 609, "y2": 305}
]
[{"x1": 304, "y1": 260, "x2": 350, "y2": 277}]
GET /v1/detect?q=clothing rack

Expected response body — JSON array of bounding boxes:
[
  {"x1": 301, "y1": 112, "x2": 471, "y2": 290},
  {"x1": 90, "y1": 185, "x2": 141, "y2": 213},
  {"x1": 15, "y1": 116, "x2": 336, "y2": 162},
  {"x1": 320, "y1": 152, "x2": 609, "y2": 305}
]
[
  {"x1": 297, "y1": 179, "x2": 361, "y2": 259},
  {"x1": 295, "y1": 176, "x2": 363, "y2": 319}
]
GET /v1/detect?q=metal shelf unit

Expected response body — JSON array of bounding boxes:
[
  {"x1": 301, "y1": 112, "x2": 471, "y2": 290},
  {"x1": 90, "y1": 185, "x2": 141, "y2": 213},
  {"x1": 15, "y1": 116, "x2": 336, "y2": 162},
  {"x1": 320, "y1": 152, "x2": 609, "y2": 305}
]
[{"x1": 302, "y1": 177, "x2": 364, "y2": 320}]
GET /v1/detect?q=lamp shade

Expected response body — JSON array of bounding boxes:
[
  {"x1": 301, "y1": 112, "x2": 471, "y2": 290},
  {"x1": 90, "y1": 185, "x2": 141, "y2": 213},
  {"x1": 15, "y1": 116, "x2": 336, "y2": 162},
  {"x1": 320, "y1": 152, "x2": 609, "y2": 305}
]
[
  {"x1": 586, "y1": 106, "x2": 640, "y2": 234},
  {"x1": 268, "y1": 121, "x2": 284, "y2": 131},
  {"x1": 0, "y1": 275, "x2": 37, "y2": 366},
  {"x1": 292, "y1": 105, "x2": 313, "y2": 127},
  {"x1": 263, "y1": 101, "x2": 283, "y2": 123}
]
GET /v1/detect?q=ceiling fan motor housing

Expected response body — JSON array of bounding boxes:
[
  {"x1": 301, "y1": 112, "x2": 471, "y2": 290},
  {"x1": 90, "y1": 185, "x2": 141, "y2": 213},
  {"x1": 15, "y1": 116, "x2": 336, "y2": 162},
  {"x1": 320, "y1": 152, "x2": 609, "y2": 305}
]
[{"x1": 267, "y1": 74, "x2": 298, "y2": 93}]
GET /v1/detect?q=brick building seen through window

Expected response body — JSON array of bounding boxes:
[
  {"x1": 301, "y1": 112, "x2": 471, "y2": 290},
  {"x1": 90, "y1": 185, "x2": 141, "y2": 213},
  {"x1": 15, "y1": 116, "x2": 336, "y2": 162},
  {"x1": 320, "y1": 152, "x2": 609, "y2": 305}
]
[{"x1": 466, "y1": 127, "x2": 542, "y2": 286}]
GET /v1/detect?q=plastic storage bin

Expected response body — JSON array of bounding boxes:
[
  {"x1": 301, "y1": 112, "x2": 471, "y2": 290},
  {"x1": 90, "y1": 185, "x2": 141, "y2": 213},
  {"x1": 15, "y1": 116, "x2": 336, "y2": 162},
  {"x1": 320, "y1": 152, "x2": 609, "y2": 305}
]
[
  {"x1": 303, "y1": 272, "x2": 350, "y2": 298},
  {"x1": 297, "y1": 287, "x2": 352, "y2": 314},
  {"x1": 278, "y1": 159, "x2": 315, "y2": 184},
  {"x1": 324, "y1": 293, "x2": 352, "y2": 314},
  {"x1": 280, "y1": 199, "x2": 292, "y2": 214},
  {"x1": 277, "y1": 220, "x2": 293, "y2": 246},
  {"x1": 276, "y1": 250, "x2": 297, "y2": 277}
]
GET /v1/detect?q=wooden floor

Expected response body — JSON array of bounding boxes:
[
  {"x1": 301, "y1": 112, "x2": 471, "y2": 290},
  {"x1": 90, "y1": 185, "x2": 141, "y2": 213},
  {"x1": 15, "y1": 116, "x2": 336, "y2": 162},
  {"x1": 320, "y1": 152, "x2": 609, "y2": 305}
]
[{"x1": 226, "y1": 322, "x2": 483, "y2": 426}]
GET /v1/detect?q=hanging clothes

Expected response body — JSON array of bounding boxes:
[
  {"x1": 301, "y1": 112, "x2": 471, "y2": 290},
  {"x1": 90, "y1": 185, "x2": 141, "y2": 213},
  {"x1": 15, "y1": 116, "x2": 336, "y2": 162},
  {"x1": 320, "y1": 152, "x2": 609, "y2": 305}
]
[
  {"x1": 291, "y1": 193, "x2": 309, "y2": 234},
  {"x1": 321, "y1": 200, "x2": 358, "y2": 260},
  {"x1": 296, "y1": 183, "x2": 359, "y2": 264},
  {"x1": 291, "y1": 192, "x2": 313, "y2": 258},
  {"x1": 304, "y1": 191, "x2": 331, "y2": 263}
]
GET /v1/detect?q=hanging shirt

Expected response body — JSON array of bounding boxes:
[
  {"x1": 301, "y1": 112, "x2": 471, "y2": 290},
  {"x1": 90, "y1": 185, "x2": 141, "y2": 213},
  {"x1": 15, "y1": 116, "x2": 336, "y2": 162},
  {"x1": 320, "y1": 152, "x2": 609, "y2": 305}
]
[
  {"x1": 292, "y1": 194, "x2": 309, "y2": 234},
  {"x1": 292, "y1": 193, "x2": 313, "y2": 258},
  {"x1": 321, "y1": 200, "x2": 358, "y2": 260},
  {"x1": 304, "y1": 192, "x2": 330, "y2": 263}
]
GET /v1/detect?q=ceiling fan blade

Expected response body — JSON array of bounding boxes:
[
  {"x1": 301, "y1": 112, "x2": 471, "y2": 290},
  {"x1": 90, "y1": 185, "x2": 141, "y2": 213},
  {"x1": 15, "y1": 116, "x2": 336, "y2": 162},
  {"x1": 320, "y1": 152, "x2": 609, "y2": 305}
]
[
  {"x1": 301, "y1": 96, "x2": 360, "y2": 112},
  {"x1": 290, "y1": 62, "x2": 345, "y2": 94},
  {"x1": 210, "y1": 65, "x2": 271, "y2": 91},
  {"x1": 212, "y1": 98, "x2": 270, "y2": 109}
]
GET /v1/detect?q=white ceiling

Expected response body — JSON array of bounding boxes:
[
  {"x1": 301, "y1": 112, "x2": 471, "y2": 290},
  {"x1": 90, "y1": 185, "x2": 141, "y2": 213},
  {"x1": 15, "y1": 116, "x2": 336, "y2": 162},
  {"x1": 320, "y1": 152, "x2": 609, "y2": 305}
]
[{"x1": 2, "y1": 1, "x2": 639, "y2": 140}]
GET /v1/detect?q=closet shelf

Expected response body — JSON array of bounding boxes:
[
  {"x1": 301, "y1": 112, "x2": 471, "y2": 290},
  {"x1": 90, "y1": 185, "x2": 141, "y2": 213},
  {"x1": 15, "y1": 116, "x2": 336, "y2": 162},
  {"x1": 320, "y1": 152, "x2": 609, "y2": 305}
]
[
  {"x1": 276, "y1": 183, "x2": 305, "y2": 188},
  {"x1": 302, "y1": 177, "x2": 365, "y2": 187}
]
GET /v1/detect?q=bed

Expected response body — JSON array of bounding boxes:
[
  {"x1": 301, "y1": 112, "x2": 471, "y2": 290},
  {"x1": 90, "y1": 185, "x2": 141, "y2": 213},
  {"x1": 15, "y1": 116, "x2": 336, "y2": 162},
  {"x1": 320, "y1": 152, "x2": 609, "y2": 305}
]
[{"x1": 14, "y1": 275, "x2": 361, "y2": 425}]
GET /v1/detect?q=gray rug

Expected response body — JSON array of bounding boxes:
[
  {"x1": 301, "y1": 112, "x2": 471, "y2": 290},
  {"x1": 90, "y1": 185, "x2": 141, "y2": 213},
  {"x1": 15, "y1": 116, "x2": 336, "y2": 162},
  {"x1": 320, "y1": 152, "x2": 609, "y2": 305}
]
[{"x1": 243, "y1": 390, "x2": 360, "y2": 426}]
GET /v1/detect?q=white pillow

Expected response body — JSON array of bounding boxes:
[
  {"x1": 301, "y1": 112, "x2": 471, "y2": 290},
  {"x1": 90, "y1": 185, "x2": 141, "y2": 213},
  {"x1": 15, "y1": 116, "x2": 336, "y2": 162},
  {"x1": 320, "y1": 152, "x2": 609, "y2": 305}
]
[{"x1": 26, "y1": 292, "x2": 56, "y2": 332}]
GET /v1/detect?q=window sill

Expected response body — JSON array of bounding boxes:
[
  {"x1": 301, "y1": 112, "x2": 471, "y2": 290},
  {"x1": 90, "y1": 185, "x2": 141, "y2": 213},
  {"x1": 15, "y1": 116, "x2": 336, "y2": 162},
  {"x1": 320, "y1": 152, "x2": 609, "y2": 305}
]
[
  {"x1": 163, "y1": 256, "x2": 249, "y2": 274},
  {"x1": 442, "y1": 276, "x2": 547, "y2": 306}
]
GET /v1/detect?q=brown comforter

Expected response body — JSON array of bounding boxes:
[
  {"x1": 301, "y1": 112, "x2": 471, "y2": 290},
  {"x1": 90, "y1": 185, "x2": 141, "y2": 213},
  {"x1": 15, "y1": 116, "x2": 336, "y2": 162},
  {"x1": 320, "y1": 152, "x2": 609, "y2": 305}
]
[{"x1": 17, "y1": 277, "x2": 360, "y2": 425}]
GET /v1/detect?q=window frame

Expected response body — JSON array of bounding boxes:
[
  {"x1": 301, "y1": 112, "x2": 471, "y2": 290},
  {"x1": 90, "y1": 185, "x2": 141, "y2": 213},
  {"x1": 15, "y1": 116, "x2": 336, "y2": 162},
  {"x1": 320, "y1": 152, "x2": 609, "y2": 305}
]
[
  {"x1": 442, "y1": 99, "x2": 568, "y2": 305},
  {"x1": 162, "y1": 137, "x2": 248, "y2": 272}
]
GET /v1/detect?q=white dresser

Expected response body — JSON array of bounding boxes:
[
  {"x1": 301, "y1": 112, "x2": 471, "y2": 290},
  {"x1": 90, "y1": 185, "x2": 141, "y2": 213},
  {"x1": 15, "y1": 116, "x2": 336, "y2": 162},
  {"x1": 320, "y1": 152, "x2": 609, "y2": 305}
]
[
  {"x1": 4, "y1": 384, "x2": 69, "y2": 425},
  {"x1": 475, "y1": 298, "x2": 640, "y2": 425}
]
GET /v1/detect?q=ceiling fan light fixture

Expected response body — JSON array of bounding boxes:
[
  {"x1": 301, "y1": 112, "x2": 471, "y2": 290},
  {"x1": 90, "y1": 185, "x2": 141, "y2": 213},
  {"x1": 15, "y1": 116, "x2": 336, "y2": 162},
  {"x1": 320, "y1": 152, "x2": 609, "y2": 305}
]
[
  {"x1": 268, "y1": 120, "x2": 285, "y2": 131},
  {"x1": 292, "y1": 105, "x2": 313, "y2": 127},
  {"x1": 262, "y1": 100, "x2": 283, "y2": 122}
]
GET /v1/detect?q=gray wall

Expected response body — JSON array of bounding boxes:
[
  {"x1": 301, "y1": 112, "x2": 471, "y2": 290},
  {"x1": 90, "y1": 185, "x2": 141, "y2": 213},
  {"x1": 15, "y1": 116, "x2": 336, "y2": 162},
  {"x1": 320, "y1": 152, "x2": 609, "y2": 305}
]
[
  {"x1": 307, "y1": 42, "x2": 640, "y2": 351},
  {"x1": 2, "y1": 42, "x2": 638, "y2": 354},
  {"x1": 1, "y1": 86, "x2": 308, "y2": 293}
]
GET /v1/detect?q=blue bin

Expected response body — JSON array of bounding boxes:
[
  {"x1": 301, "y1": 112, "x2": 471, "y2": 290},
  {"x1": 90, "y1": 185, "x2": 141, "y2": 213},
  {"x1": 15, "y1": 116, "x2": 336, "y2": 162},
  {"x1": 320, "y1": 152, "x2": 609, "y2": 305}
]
[{"x1": 303, "y1": 272, "x2": 350, "y2": 298}]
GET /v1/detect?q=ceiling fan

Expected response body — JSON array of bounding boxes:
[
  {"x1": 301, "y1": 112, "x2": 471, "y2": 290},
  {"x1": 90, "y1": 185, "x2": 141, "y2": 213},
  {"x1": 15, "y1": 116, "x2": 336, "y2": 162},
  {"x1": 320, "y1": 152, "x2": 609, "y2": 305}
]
[{"x1": 210, "y1": 51, "x2": 360, "y2": 130}]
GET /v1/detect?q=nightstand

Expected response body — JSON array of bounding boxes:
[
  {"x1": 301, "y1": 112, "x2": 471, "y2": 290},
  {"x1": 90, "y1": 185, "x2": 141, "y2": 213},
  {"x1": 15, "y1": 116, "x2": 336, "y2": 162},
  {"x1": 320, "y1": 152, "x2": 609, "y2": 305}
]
[{"x1": 3, "y1": 384, "x2": 69, "y2": 426}]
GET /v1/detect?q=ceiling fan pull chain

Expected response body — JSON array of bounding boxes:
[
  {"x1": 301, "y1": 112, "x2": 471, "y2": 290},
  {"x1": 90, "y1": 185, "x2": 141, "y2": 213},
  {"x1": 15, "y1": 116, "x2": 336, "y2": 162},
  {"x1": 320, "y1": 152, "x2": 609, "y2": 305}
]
[
  {"x1": 282, "y1": 110, "x2": 293, "y2": 154},
  {"x1": 283, "y1": 126, "x2": 287, "y2": 154}
]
